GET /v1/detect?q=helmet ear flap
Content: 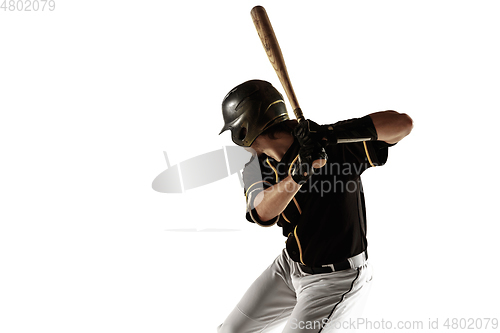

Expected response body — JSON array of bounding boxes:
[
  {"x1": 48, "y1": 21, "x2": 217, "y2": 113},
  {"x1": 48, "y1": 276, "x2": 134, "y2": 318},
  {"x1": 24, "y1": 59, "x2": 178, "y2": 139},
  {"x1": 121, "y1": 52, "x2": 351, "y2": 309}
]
[{"x1": 238, "y1": 127, "x2": 248, "y2": 142}]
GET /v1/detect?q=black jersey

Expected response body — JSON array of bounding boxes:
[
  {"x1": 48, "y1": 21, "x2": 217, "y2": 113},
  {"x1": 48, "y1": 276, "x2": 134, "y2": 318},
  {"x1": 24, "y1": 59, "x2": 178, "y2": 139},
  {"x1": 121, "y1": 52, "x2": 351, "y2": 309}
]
[{"x1": 243, "y1": 138, "x2": 394, "y2": 267}]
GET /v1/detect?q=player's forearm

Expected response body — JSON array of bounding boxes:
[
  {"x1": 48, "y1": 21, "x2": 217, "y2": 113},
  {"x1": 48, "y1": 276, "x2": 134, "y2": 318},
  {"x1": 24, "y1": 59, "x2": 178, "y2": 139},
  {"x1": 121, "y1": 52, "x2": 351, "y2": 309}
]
[
  {"x1": 254, "y1": 175, "x2": 301, "y2": 222},
  {"x1": 369, "y1": 110, "x2": 413, "y2": 144}
]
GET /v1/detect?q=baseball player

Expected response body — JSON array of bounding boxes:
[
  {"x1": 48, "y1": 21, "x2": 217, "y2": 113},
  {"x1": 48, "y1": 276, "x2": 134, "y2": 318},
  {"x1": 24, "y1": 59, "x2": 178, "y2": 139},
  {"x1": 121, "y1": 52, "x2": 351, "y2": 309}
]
[{"x1": 217, "y1": 80, "x2": 412, "y2": 332}]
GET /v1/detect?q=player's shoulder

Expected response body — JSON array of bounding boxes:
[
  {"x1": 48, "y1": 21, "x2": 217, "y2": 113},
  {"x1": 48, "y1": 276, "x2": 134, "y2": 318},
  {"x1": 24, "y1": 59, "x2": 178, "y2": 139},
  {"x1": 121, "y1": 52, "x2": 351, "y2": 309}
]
[
  {"x1": 242, "y1": 153, "x2": 270, "y2": 192},
  {"x1": 242, "y1": 153, "x2": 266, "y2": 177}
]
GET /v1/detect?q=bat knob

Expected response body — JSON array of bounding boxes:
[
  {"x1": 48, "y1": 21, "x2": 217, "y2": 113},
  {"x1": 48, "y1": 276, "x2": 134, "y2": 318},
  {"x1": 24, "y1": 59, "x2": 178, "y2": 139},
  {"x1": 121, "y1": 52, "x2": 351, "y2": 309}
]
[{"x1": 312, "y1": 158, "x2": 327, "y2": 169}]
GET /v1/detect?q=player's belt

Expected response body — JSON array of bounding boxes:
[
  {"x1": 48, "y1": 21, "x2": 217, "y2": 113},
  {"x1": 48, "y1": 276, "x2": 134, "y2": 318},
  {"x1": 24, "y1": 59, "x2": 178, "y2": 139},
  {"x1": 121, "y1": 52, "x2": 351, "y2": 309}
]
[{"x1": 299, "y1": 251, "x2": 368, "y2": 274}]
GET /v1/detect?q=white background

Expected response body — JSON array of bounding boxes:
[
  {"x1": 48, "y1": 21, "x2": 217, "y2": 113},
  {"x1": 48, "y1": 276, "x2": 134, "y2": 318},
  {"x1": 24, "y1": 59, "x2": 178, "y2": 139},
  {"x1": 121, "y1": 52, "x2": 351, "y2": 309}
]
[{"x1": 1, "y1": 0, "x2": 499, "y2": 332}]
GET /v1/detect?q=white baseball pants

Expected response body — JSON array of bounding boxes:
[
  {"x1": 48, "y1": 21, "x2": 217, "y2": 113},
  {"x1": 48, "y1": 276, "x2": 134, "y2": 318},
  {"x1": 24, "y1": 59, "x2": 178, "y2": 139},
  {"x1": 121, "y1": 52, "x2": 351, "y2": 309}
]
[{"x1": 217, "y1": 248, "x2": 373, "y2": 333}]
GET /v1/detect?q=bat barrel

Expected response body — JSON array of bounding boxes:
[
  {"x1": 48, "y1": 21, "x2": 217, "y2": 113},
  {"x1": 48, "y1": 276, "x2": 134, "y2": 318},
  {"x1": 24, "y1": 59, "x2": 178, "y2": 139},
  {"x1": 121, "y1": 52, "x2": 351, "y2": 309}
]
[{"x1": 251, "y1": 6, "x2": 301, "y2": 117}]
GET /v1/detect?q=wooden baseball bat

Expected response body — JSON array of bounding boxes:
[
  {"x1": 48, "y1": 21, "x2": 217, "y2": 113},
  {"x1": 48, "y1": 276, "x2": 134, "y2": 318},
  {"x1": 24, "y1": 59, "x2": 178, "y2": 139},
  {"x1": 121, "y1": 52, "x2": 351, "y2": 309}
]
[
  {"x1": 251, "y1": 6, "x2": 326, "y2": 168},
  {"x1": 250, "y1": 6, "x2": 304, "y2": 122}
]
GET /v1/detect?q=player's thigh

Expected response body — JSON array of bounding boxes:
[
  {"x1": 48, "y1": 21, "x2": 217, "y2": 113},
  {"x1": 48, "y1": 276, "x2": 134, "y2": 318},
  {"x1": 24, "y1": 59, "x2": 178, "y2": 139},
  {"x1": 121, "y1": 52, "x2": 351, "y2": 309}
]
[
  {"x1": 323, "y1": 263, "x2": 373, "y2": 332},
  {"x1": 217, "y1": 255, "x2": 297, "y2": 333},
  {"x1": 281, "y1": 265, "x2": 372, "y2": 333},
  {"x1": 217, "y1": 304, "x2": 293, "y2": 333}
]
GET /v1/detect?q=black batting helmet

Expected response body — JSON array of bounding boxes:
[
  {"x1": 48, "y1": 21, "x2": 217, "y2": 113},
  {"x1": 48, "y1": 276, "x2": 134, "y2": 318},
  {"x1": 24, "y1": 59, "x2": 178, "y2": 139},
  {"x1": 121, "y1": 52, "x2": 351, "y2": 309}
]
[{"x1": 219, "y1": 80, "x2": 289, "y2": 147}]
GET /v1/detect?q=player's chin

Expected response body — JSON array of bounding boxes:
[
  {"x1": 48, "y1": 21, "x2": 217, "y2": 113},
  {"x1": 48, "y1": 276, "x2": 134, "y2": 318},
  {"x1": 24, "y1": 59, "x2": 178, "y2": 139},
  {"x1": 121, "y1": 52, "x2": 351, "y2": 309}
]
[
  {"x1": 249, "y1": 142, "x2": 263, "y2": 156},
  {"x1": 245, "y1": 146, "x2": 260, "y2": 157}
]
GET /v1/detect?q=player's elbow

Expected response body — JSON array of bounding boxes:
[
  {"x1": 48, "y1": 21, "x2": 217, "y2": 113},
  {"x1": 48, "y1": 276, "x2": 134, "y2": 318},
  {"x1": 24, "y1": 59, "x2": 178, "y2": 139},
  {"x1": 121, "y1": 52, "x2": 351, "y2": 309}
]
[
  {"x1": 395, "y1": 112, "x2": 413, "y2": 139},
  {"x1": 373, "y1": 110, "x2": 413, "y2": 144},
  {"x1": 255, "y1": 207, "x2": 277, "y2": 223},
  {"x1": 253, "y1": 191, "x2": 276, "y2": 223}
]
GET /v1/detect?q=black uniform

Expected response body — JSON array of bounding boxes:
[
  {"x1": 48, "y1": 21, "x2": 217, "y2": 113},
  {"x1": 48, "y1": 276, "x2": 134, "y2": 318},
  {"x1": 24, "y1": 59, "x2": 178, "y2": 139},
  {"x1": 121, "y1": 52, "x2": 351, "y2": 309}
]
[{"x1": 244, "y1": 138, "x2": 394, "y2": 267}]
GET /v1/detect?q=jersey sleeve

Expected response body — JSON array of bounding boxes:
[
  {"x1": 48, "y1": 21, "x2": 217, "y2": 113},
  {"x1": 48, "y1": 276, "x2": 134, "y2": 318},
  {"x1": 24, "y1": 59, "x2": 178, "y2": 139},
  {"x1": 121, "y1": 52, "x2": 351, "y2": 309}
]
[
  {"x1": 242, "y1": 155, "x2": 279, "y2": 226},
  {"x1": 341, "y1": 140, "x2": 395, "y2": 175}
]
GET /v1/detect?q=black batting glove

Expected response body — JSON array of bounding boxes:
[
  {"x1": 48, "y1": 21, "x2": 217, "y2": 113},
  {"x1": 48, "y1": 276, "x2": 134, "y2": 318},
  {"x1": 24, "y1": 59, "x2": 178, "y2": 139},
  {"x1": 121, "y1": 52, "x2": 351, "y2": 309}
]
[
  {"x1": 293, "y1": 119, "x2": 324, "y2": 146},
  {"x1": 291, "y1": 120, "x2": 328, "y2": 185},
  {"x1": 291, "y1": 144, "x2": 324, "y2": 185}
]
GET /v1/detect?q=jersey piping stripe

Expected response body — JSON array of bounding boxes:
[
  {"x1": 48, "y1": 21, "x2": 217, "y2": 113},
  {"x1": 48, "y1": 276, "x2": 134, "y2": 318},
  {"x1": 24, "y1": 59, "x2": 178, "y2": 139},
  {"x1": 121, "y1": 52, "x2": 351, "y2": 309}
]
[
  {"x1": 253, "y1": 213, "x2": 279, "y2": 227},
  {"x1": 281, "y1": 198, "x2": 301, "y2": 224},
  {"x1": 363, "y1": 141, "x2": 375, "y2": 168},
  {"x1": 288, "y1": 155, "x2": 302, "y2": 215},
  {"x1": 245, "y1": 180, "x2": 272, "y2": 199},
  {"x1": 294, "y1": 225, "x2": 305, "y2": 265},
  {"x1": 288, "y1": 154, "x2": 300, "y2": 175},
  {"x1": 247, "y1": 161, "x2": 279, "y2": 227},
  {"x1": 293, "y1": 197, "x2": 302, "y2": 214},
  {"x1": 247, "y1": 189, "x2": 280, "y2": 227},
  {"x1": 250, "y1": 209, "x2": 279, "y2": 227},
  {"x1": 246, "y1": 186, "x2": 279, "y2": 227},
  {"x1": 281, "y1": 212, "x2": 291, "y2": 223},
  {"x1": 266, "y1": 158, "x2": 279, "y2": 183},
  {"x1": 317, "y1": 268, "x2": 361, "y2": 333}
]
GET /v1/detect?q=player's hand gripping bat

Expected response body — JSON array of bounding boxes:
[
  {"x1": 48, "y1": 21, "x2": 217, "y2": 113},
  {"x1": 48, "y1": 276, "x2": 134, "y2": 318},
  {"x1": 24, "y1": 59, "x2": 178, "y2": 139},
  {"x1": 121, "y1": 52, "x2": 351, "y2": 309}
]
[{"x1": 250, "y1": 6, "x2": 326, "y2": 169}]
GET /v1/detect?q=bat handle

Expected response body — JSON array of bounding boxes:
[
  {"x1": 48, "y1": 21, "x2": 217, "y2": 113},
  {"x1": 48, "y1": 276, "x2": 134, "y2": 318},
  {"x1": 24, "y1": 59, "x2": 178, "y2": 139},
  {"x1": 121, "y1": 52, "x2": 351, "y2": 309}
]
[
  {"x1": 294, "y1": 108, "x2": 305, "y2": 123},
  {"x1": 294, "y1": 109, "x2": 326, "y2": 168}
]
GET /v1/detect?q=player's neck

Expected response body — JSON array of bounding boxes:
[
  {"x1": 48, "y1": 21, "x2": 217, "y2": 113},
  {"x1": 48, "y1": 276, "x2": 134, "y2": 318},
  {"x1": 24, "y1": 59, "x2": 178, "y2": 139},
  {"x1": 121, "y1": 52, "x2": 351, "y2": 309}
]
[{"x1": 262, "y1": 133, "x2": 294, "y2": 162}]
